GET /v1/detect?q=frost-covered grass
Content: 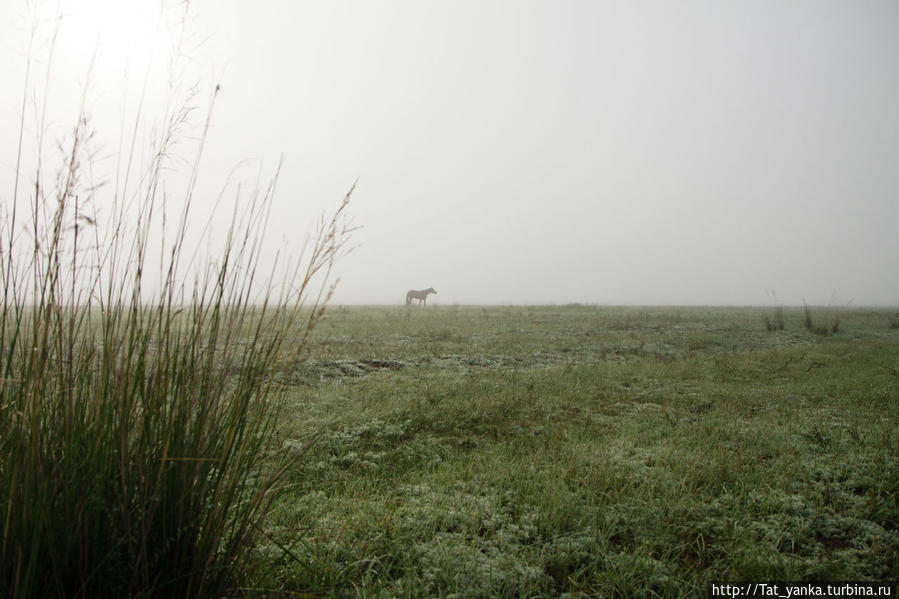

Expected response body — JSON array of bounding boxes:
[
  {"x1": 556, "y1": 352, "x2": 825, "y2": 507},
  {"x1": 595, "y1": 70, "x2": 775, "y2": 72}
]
[{"x1": 252, "y1": 305, "x2": 898, "y2": 596}]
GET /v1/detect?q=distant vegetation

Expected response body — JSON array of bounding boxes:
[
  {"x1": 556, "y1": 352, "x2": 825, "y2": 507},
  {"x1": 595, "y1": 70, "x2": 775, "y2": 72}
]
[
  {"x1": 764, "y1": 306, "x2": 785, "y2": 331},
  {"x1": 763, "y1": 290, "x2": 785, "y2": 331},
  {"x1": 803, "y1": 302, "x2": 842, "y2": 336}
]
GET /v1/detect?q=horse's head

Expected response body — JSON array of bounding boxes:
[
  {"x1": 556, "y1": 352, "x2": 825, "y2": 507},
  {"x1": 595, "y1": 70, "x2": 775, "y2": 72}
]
[{"x1": 427, "y1": 288, "x2": 437, "y2": 294}]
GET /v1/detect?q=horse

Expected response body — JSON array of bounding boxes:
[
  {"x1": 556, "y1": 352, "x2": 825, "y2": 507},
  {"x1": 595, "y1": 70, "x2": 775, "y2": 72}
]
[{"x1": 405, "y1": 288, "x2": 437, "y2": 305}]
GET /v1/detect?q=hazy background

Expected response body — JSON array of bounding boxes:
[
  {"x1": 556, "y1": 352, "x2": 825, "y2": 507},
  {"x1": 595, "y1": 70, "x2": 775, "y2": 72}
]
[{"x1": 2, "y1": 0, "x2": 897, "y2": 305}]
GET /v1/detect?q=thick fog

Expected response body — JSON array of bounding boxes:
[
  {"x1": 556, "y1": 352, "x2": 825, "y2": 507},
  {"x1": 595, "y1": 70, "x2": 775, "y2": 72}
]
[{"x1": 2, "y1": 1, "x2": 898, "y2": 305}]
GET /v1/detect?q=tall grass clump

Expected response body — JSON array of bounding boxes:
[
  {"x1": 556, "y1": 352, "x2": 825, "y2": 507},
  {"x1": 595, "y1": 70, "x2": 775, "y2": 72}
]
[
  {"x1": 0, "y1": 5, "x2": 353, "y2": 597},
  {"x1": 763, "y1": 290, "x2": 785, "y2": 331},
  {"x1": 803, "y1": 298, "x2": 841, "y2": 336}
]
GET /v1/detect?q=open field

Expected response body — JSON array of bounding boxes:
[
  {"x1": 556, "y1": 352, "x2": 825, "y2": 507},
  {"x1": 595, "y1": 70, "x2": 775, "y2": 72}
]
[{"x1": 254, "y1": 305, "x2": 899, "y2": 597}]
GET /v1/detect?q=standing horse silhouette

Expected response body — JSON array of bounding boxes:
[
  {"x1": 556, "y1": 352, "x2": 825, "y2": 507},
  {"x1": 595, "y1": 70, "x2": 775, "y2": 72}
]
[{"x1": 406, "y1": 288, "x2": 437, "y2": 305}]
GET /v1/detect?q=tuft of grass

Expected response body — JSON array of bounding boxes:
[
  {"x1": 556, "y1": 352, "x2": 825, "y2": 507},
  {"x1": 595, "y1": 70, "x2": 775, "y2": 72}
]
[
  {"x1": 0, "y1": 5, "x2": 353, "y2": 598},
  {"x1": 763, "y1": 291, "x2": 785, "y2": 331},
  {"x1": 764, "y1": 306, "x2": 785, "y2": 331},
  {"x1": 804, "y1": 302, "x2": 840, "y2": 336}
]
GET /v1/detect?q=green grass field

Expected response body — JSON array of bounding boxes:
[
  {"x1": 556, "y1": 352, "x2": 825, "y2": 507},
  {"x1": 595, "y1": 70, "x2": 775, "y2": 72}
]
[{"x1": 252, "y1": 305, "x2": 899, "y2": 597}]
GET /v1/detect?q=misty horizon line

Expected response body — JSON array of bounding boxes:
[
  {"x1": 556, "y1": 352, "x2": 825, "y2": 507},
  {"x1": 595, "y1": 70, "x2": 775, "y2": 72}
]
[
  {"x1": 10, "y1": 301, "x2": 893, "y2": 309},
  {"x1": 327, "y1": 301, "x2": 899, "y2": 309}
]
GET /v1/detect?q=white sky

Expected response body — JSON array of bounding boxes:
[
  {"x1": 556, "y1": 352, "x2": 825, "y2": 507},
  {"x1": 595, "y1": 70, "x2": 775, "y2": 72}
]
[{"x1": 2, "y1": 1, "x2": 898, "y2": 305}]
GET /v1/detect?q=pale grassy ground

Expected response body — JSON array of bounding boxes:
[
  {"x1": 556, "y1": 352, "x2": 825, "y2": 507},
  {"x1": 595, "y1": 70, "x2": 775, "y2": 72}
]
[{"x1": 253, "y1": 305, "x2": 898, "y2": 597}]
